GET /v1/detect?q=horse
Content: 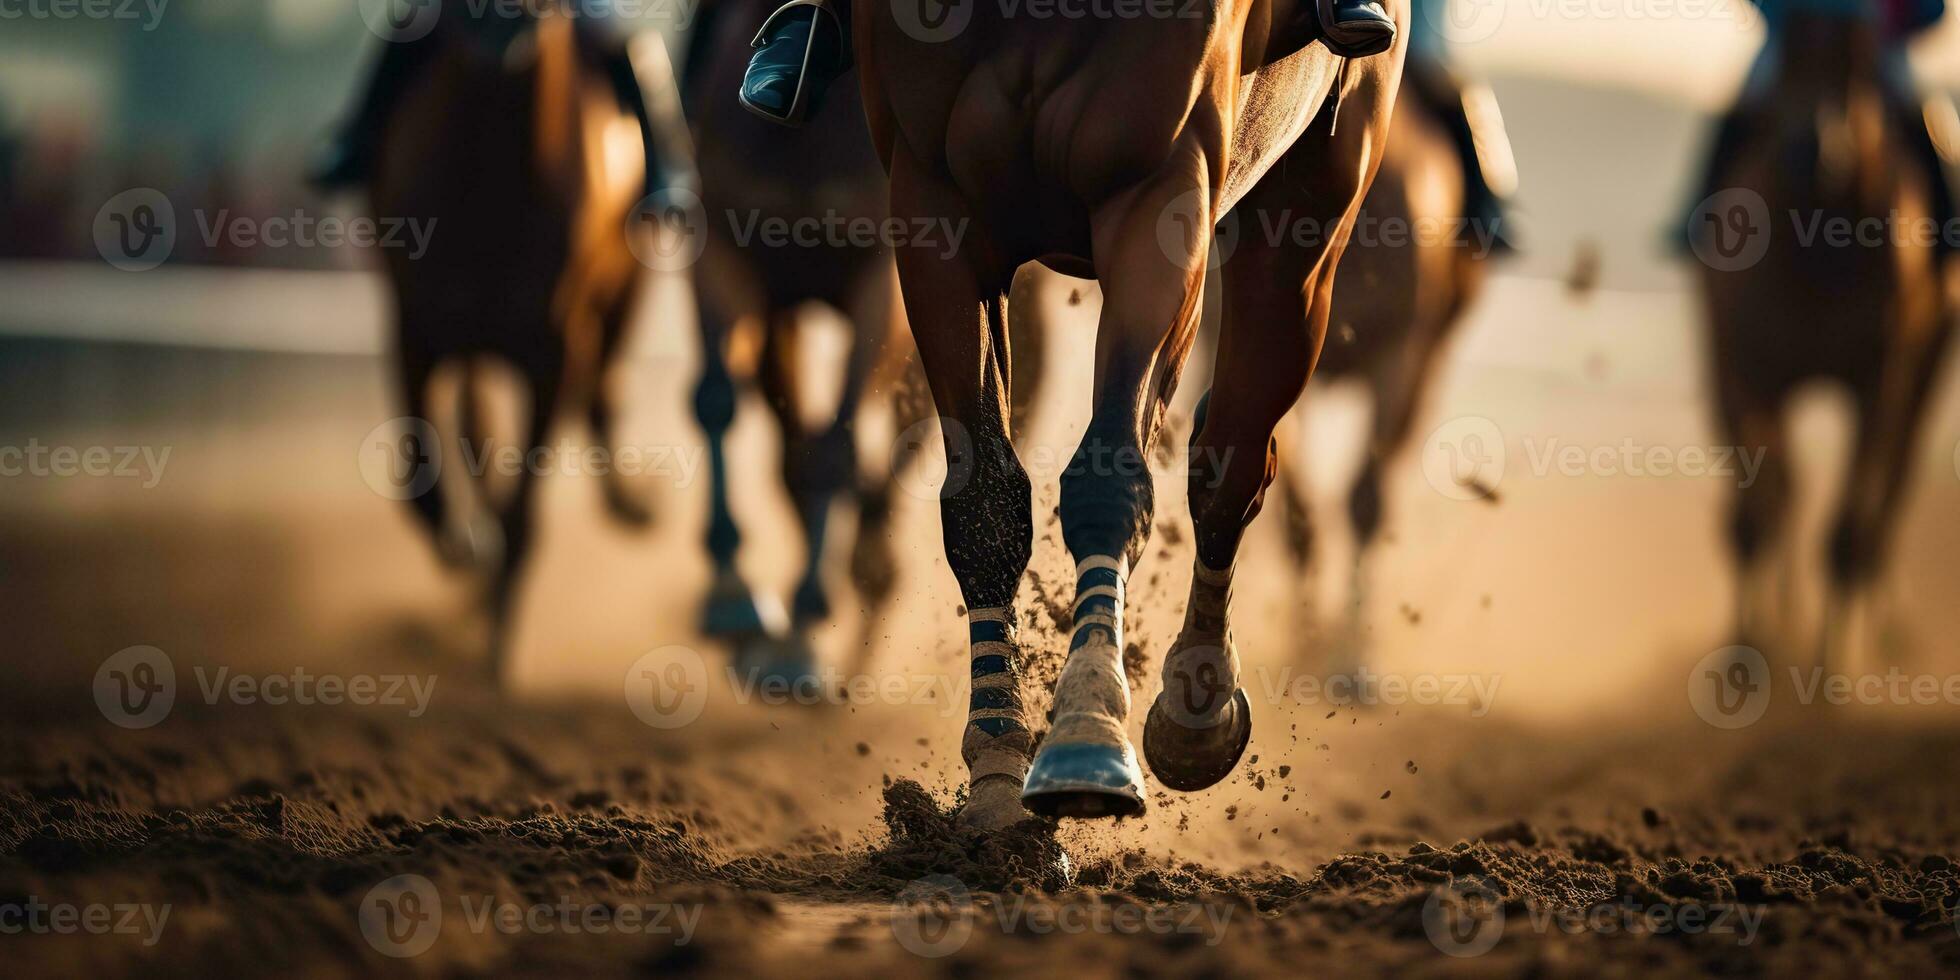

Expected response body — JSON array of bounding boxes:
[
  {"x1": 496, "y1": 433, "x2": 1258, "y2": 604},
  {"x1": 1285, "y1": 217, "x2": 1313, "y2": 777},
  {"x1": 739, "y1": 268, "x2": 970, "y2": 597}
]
[
  {"x1": 858, "y1": 0, "x2": 1407, "y2": 827},
  {"x1": 1695, "y1": 9, "x2": 1953, "y2": 673},
  {"x1": 370, "y1": 1, "x2": 662, "y2": 678},
  {"x1": 682, "y1": 0, "x2": 938, "y2": 681},
  {"x1": 1269, "y1": 76, "x2": 1501, "y2": 679}
]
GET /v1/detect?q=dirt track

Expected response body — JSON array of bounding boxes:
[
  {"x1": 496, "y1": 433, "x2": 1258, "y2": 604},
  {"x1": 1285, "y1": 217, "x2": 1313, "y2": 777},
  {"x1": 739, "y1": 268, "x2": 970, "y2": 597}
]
[{"x1": 5, "y1": 270, "x2": 1960, "y2": 976}]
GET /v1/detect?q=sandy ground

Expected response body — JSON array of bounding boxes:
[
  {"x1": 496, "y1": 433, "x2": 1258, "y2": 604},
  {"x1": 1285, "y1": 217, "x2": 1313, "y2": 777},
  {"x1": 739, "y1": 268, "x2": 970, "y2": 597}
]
[{"x1": 4, "y1": 267, "x2": 1960, "y2": 976}]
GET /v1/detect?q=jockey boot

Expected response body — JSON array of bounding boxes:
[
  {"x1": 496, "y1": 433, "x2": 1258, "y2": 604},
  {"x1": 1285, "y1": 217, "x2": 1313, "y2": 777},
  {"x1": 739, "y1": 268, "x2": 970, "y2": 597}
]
[
  {"x1": 740, "y1": 0, "x2": 850, "y2": 126},
  {"x1": 1318, "y1": 0, "x2": 1397, "y2": 58}
]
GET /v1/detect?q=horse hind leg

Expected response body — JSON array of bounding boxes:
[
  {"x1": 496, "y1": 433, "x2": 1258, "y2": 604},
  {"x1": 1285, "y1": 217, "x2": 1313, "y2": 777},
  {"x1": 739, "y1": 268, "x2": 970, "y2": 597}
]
[
  {"x1": 692, "y1": 293, "x2": 785, "y2": 647},
  {"x1": 482, "y1": 354, "x2": 561, "y2": 684},
  {"x1": 1821, "y1": 331, "x2": 1946, "y2": 674},
  {"x1": 756, "y1": 307, "x2": 841, "y2": 685},
  {"x1": 1715, "y1": 376, "x2": 1794, "y2": 658},
  {"x1": 588, "y1": 319, "x2": 654, "y2": 528},
  {"x1": 391, "y1": 345, "x2": 449, "y2": 548},
  {"x1": 845, "y1": 265, "x2": 918, "y2": 677}
]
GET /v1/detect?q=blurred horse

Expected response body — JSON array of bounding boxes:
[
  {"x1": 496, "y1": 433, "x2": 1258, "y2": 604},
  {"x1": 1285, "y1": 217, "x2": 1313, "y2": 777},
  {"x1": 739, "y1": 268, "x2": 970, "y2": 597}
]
[
  {"x1": 1697, "y1": 10, "x2": 1953, "y2": 671},
  {"x1": 371, "y1": 3, "x2": 658, "y2": 678},
  {"x1": 683, "y1": 0, "x2": 957, "y2": 681},
  {"x1": 1271, "y1": 79, "x2": 1499, "y2": 676},
  {"x1": 860, "y1": 1, "x2": 1406, "y2": 827}
]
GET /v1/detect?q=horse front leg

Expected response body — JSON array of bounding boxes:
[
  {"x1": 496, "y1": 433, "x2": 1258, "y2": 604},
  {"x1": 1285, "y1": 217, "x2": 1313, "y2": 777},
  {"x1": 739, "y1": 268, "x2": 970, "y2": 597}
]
[
  {"x1": 1022, "y1": 165, "x2": 1213, "y2": 819},
  {"x1": 1145, "y1": 86, "x2": 1388, "y2": 791},
  {"x1": 891, "y1": 151, "x2": 1036, "y2": 831}
]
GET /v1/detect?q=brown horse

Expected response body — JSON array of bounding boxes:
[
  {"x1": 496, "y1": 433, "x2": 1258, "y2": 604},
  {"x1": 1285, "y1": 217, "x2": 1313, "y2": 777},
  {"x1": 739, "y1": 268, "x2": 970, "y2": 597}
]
[
  {"x1": 370, "y1": 3, "x2": 660, "y2": 677},
  {"x1": 1696, "y1": 11, "x2": 1953, "y2": 673},
  {"x1": 859, "y1": 0, "x2": 1406, "y2": 827},
  {"x1": 1271, "y1": 77, "x2": 1500, "y2": 677}
]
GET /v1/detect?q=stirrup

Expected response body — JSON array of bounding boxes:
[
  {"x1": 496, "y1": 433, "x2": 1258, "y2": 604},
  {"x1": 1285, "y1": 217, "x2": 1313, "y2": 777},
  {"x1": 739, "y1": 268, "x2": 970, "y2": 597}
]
[
  {"x1": 1316, "y1": 0, "x2": 1396, "y2": 58},
  {"x1": 740, "y1": 0, "x2": 845, "y2": 126}
]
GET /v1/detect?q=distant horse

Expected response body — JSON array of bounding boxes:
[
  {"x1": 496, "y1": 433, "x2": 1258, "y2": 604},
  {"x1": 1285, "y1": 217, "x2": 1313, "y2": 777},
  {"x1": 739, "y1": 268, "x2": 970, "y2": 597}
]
[
  {"x1": 682, "y1": 0, "x2": 935, "y2": 680},
  {"x1": 371, "y1": 2, "x2": 659, "y2": 678},
  {"x1": 860, "y1": 0, "x2": 1406, "y2": 827},
  {"x1": 1696, "y1": 10, "x2": 1953, "y2": 671},
  {"x1": 1271, "y1": 79, "x2": 1499, "y2": 676}
]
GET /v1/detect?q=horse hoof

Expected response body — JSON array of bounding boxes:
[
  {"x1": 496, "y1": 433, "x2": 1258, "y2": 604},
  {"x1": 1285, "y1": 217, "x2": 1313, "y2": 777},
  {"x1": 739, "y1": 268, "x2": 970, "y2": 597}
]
[
  {"x1": 1143, "y1": 687, "x2": 1252, "y2": 792},
  {"x1": 1020, "y1": 742, "x2": 1146, "y2": 819},
  {"x1": 603, "y1": 482, "x2": 655, "y2": 529},
  {"x1": 733, "y1": 635, "x2": 820, "y2": 696},
  {"x1": 702, "y1": 580, "x2": 786, "y2": 639},
  {"x1": 438, "y1": 514, "x2": 504, "y2": 573},
  {"x1": 791, "y1": 579, "x2": 830, "y2": 623},
  {"x1": 958, "y1": 777, "x2": 1034, "y2": 831}
]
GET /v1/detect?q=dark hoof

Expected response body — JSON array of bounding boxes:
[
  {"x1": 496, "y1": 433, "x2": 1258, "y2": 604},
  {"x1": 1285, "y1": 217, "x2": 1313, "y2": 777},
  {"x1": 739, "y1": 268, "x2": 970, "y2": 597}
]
[
  {"x1": 733, "y1": 634, "x2": 821, "y2": 698},
  {"x1": 1143, "y1": 687, "x2": 1252, "y2": 792},
  {"x1": 702, "y1": 581, "x2": 784, "y2": 639},
  {"x1": 1020, "y1": 742, "x2": 1146, "y2": 819},
  {"x1": 603, "y1": 481, "x2": 655, "y2": 529},
  {"x1": 791, "y1": 579, "x2": 830, "y2": 623}
]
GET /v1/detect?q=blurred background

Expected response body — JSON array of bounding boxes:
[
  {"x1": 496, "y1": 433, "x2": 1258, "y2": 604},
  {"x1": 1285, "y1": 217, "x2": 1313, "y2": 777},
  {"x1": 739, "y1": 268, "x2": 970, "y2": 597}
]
[
  {"x1": 4, "y1": 0, "x2": 1956, "y2": 710},
  {"x1": 4, "y1": 2, "x2": 1960, "y2": 974}
]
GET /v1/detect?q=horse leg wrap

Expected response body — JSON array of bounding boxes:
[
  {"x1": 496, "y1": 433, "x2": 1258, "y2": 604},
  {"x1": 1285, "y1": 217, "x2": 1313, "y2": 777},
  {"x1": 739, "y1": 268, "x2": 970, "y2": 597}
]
[
  {"x1": 959, "y1": 606, "x2": 1033, "y2": 830},
  {"x1": 1021, "y1": 555, "x2": 1146, "y2": 817}
]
